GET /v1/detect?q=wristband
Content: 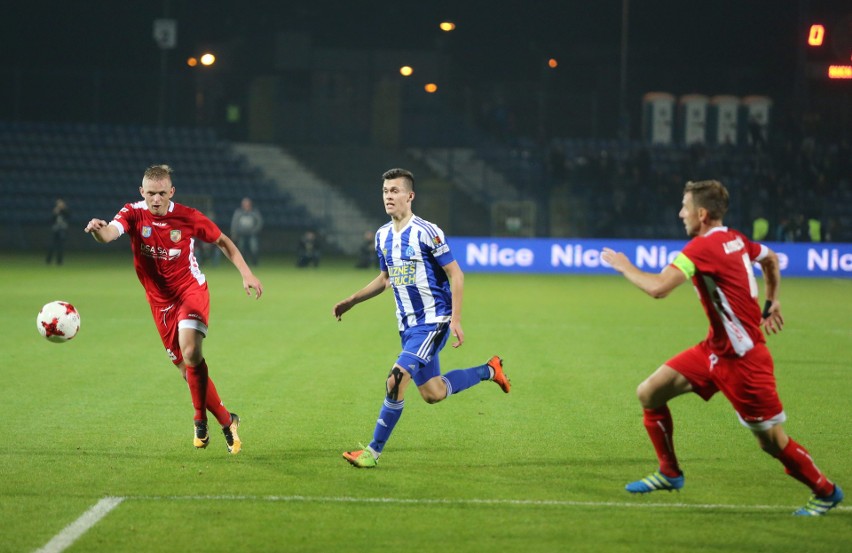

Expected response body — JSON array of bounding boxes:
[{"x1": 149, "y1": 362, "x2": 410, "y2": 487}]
[{"x1": 762, "y1": 300, "x2": 772, "y2": 318}]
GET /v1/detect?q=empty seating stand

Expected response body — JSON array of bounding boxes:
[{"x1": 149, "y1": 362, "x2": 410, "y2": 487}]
[{"x1": 0, "y1": 121, "x2": 318, "y2": 242}]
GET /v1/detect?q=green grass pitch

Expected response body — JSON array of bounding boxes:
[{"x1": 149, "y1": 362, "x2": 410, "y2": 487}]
[{"x1": 2, "y1": 253, "x2": 850, "y2": 552}]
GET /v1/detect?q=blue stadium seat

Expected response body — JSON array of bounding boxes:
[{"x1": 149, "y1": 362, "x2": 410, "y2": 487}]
[{"x1": 0, "y1": 120, "x2": 318, "y2": 233}]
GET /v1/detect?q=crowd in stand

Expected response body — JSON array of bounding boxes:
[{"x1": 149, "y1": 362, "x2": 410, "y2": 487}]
[{"x1": 540, "y1": 130, "x2": 851, "y2": 242}]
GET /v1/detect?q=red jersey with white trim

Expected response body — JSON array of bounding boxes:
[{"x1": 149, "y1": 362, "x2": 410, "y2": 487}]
[
  {"x1": 671, "y1": 226, "x2": 767, "y2": 358},
  {"x1": 109, "y1": 200, "x2": 222, "y2": 304}
]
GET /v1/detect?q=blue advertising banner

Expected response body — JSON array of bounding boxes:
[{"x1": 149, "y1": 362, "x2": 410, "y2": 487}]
[{"x1": 450, "y1": 237, "x2": 852, "y2": 278}]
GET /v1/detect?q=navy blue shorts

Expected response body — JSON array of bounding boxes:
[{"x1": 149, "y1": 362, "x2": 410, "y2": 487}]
[{"x1": 396, "y1": 322, "x2": 450, "y2": 386}]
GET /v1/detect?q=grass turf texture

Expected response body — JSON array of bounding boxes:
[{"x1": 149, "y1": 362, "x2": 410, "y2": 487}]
[{"x1": 2, "y1": 253, "x2": 850, "y2": 552}]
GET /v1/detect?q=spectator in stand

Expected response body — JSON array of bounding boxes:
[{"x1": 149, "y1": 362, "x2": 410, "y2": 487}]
[
  {"x1": 751, "y1": 209, "x2": 769, "y2": 242},
  {"x1": 791, "y1": 213, "x2": 810, "y2": 242},
  {"x1": 748, "y1": 116, "x2": 766, "y2": 150},
  {"x1": 774, "y1": 217, "x2": 787, "y2": 242},
  {"x1": 807, "y1": 216, "x2": 822, "y2": 242},
  {"x1": 752, "y1": 217, "x2": 770, "y2": 242},
  {"x1": 823, "y1": 218, "x2": 842, "y2": 242}
]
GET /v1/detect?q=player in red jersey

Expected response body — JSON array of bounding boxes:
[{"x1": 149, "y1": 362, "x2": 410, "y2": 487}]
[
  {"x1": 601, "y1": 179, "x2": 842, "y2": 516},
  {"x1": 84, "y1": 165, "x2": 263, "y2": 454}
]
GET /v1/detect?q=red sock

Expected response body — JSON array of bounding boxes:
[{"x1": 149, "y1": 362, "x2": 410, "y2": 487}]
[
  {"x1": 185, "y1": 362, "x2": 209, "y2": 421},
  {"x1": 643, "y1": 406, "x2": 681, "y2": 477},
  {"x1": 205, "y1": 373, "x2": 231, "y2": 427},
  {"x1": 775, "y1": 438, "x2": 833, "y2": 496}
]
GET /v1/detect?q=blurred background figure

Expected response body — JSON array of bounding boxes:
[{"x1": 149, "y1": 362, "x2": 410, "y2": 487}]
[
  {"x1": 230, "y1": 197, "x2": 263, "y2": 266},
  {"x1": 776, "y1": 215, "x2": 793, "y2": 242},
  {"x1": 751, "y1": 208, "x2": 769, "y2": 241},
  {"x1": 46, "y1": 198, "x2": 70, "y2": 265},
  {"x1": 355, "y1": 229, "x2": 378, "y2": 269},
  {"x1": 791, "y1": 213, "x2": 810, "y2": 242},
  {"x1": 748, "y1": 115, "x2": 766, "y2": 150},
  {"x1": 823, "y1": 218, "x2": 842, "y2": 242},
  {"x1": 807, "y1": 215, "x2": 822, "y2": 242},
  {"x1": 297, "y1": 230, "x2": 321, "y2": 268}
]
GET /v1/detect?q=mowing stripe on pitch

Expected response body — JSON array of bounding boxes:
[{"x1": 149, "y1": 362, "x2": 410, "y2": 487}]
[
  {"x1": 34, "y1": 496, "x2": 125, "y2": 553},
  {"x1": 131, "y1": 494, "x2": 851, "y2": 512},
  {"x1": 34, "y1": 491, "x2": 849, "y2": 551}
]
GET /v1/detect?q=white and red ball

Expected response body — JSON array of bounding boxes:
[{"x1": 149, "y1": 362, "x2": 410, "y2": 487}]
[{"x1": 37, "y1": 301, "x2": 81, "y2": 343}]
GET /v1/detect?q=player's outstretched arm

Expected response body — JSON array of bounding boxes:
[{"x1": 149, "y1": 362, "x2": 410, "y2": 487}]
[
  {"x1": 758, "y1": 248, "x2": 784, "y2": 334},
  {"x1": 84, "y1": 219, "x2": 120, "y2": 243},
  {"x1": 214, "y1": 233, "x2": 263, "y2": 299},
  {"x1": 333, "y1": 272, "x2": 389, "y2": 321},
  {"x1": 601, "y1": 247, "x2": 686, "y2": 298}
]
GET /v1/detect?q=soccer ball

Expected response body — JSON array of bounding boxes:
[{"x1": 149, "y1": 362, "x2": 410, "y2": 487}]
[{"x1": 37, "y1": 301, "x2": 81, "y2": 343}]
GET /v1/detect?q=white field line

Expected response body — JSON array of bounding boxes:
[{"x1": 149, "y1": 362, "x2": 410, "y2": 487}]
[
  {"x1": 34, "y1": 493, "x2": 851, "y2": 551},
  {"x1": 132, "y1": 494, "x2": 851, "y2": 512},
  {"x1": 34, "y1": 496, "x2": 124, "y2": 553}
]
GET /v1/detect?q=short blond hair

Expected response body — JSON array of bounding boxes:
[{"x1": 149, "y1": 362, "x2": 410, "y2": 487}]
[{"x1": 144, "y1": 164, "x2": 174, "y2": 181}]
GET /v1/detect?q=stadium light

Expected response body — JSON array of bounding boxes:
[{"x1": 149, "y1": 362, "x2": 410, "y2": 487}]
[
  {"x1": 400, "y1": 65, "x2": 413, "y2": 77},
  {"x1": 200, "y1": 53, "x2": 216, "y2": 66}
]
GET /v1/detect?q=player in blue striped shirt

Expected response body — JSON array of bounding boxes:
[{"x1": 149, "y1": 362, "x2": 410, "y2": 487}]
[{"x1": 333, "y1": 168, "x2": 511, "y2": 468}]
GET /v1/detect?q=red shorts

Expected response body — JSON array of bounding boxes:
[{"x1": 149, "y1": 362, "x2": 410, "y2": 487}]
[
  {"x1": 148, "y1": 285, "x2": 210, "y2": 365},
  {"x1": 666, "y1": 341, "x2": 784, "y2": 428}
]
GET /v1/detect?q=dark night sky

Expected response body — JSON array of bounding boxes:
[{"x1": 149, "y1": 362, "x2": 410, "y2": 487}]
[
  {"x1": 1, "y1": 0, "x2": 847, "y2": 133},
  {"x1": 1, "y1": 1, "x2": 809, "y2": 79}
]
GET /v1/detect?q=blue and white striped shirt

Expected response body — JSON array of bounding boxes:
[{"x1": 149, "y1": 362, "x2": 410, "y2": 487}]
[{"x1": 377, "y1": 216, "x2": 455, "y2": 331}]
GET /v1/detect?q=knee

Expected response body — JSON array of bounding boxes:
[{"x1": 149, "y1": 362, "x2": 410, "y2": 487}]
[
  {"x1": 759, "y1": 441, "x2": 780, "y2": 456},
  {"x1": 635, "y1": 380, "x2": 655, "y2": 409},
  {"x1": 422, "y1": 391, "x2": 444, "y2": 404},
  {"x1": 755, "y1": 430, "x2": 787, "y2": 457},
  {"x1": 385, "y1": 366, "x2": 406, "y2": 401},
  {"x1": 419, "y1": 378, "x2": 448, "y2": 404},
  {"x1": 182, "y1": 345, "x2": 202, "y2": 366},
  {"x1": 757, "y1": 436, "x2": 783, "y2": 456}
]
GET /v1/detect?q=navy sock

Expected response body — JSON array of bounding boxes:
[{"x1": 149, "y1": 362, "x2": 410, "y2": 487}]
[
  {"x1": 442, "y1": 363, "x2": 490, "y2": 396},
  {"x1": 368, "y1": 399, "x2": 404, "y2": 454}
]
